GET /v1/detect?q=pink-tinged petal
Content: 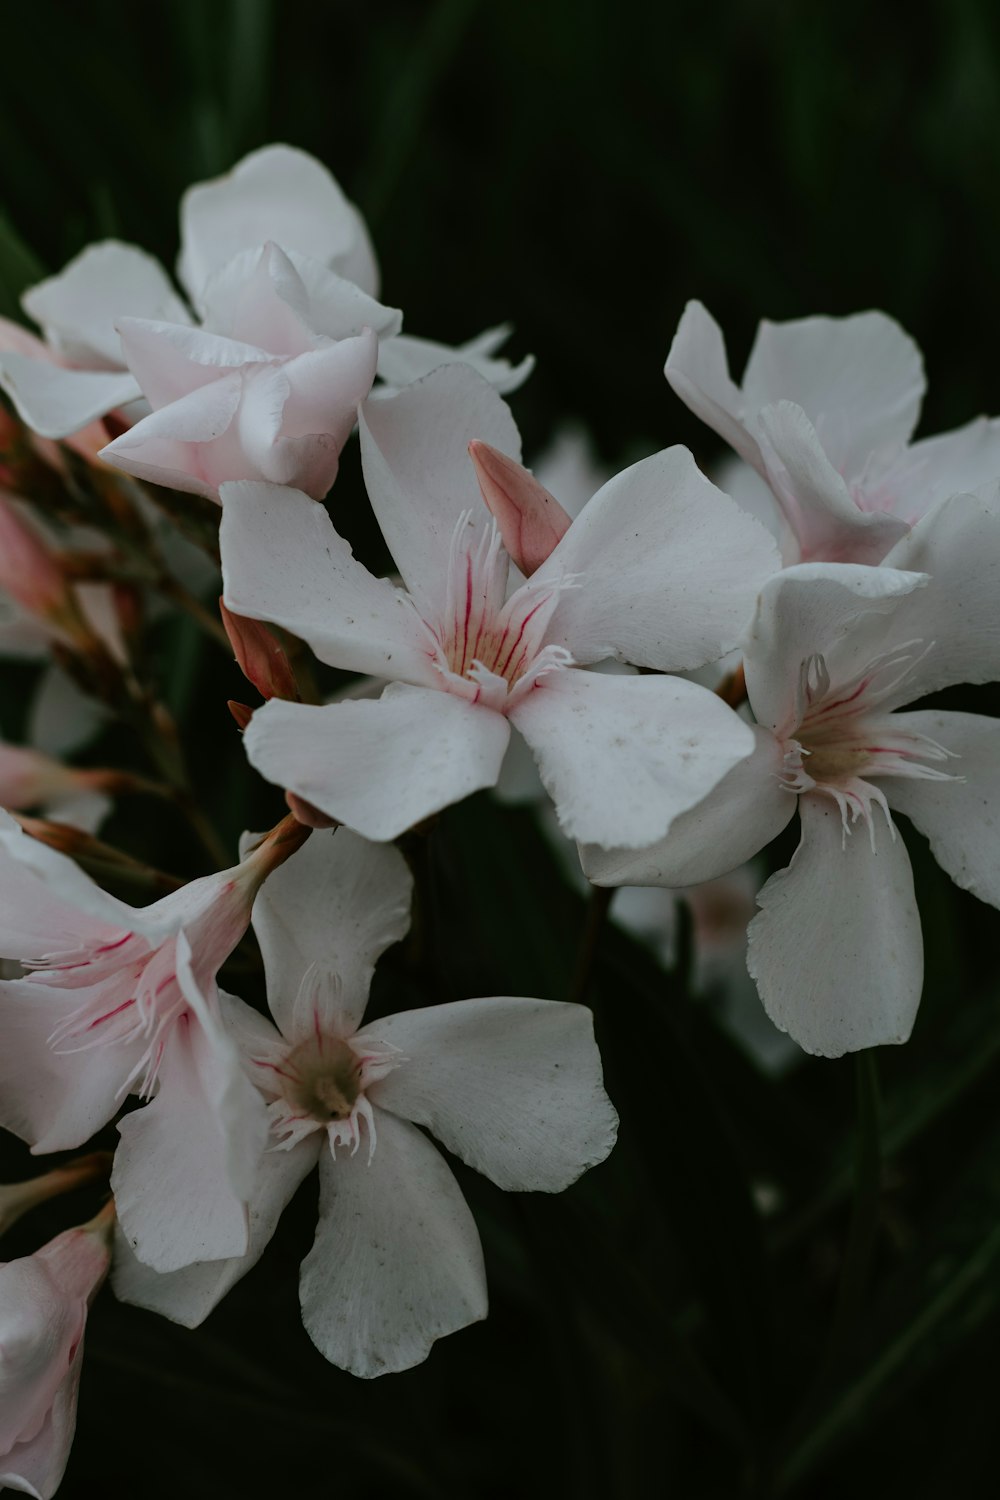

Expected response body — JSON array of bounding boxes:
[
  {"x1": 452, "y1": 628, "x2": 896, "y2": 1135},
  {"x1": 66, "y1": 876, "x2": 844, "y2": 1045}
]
[
  {"x1": 888, "y1": 415, "x2": 1000, "y2": 525},
  {"x1": 114, "y1": 317, "x2": 267, "y2": 409},
  {"x1": 23, "y1": 242, "x2": 190, "y2": 368},
  {"x1": 535, "y1": 445, "x2": 781, "y2": 670},
  {"x1": 112, "y1": 1019, "x2": 254, "y2": 1273},
  {"x1": 98, "y1": 374, "x2": 244, "y2": 500},
  {"x1": 663, "y1": 300, "x2": 762, "y2": 470},
  {"x1": 259, "y1": 330, "x2": 378, "y2": 485},
  {"x1": 0, "y1": 980, "x2": 139, "y2": 1152},
  {"x1": 0, "y1": 356, "x2": 139, "y2": 439},
  {"x1": 179, "y1": 144, "x2": 376, "y2": 302},
  {"x1": 581, "y1": 725, "x2": 794, "y2": 887},
  {"x1": 376, "y1": 327, "x2": 534, "y2": 395},
  {"x1": 365, "y1": 996, "x2": 617, "y2": 1191},
  {"x1": 0, "y1": 1338, "x2": 83, "y2": 1499},
  {"x1": 219, "y1": 480, "x2": 438, "y2": 684},
  {"x1": 881, "y1": 710, "x2": 1000, "y2": 908},
  {"x1": 757, "y1": 401, "x2": 909, "y2": 564},
  {"x1": 111, "y1": 1137, "x2": 318, "y2": 1329},
  {"x1": 0, "y1": 812, "x2": 131, "y2": 951},
  {"x1": 243, "y1": 686, "x2": 511, "y2": 842},
  {"x1": 468, "y1": 440, "x2": 571, "y2": 576},
  {"x1": 510, "y1": 668, "x2": 755, "y2": 849},
  {"x1": 712, "y1": 453, "x2": 794, "y2": 557},
  {"x1": 300, "y1": 1109, "x2": 487, "y2": 1378},
  {"x1": 358, "y1": 364, "x2": 521, "y2": 616},
  {"x1": 250, "y1": 827, "x2": 411, "y2": 1037},
  {"x1": 870, "y1": 488, "x2": 1000, "y2": 705},
  {"x1": 742, "y1": 563, "x2": 928, "y2": 736},
  {"x1": 742, "y1": 310, "x2": 924, "y2": 476},
  {"x1": 748, "y1": 793, "x2": 923, "y2": 1057}
]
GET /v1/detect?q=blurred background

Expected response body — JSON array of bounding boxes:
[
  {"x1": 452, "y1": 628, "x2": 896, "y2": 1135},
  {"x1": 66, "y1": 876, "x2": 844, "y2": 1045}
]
[{"x1": 2, "y1": 1, "x2": 999, "y2": 1495}]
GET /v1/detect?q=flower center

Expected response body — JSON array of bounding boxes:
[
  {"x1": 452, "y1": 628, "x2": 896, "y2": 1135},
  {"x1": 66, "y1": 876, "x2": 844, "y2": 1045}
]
[
  {"x1": 780, "y1": 645, "x2": 959, "y2": 843},
  {"x1": 424, "y1": 513, "x2": 573, "y2": 711},
  {"x1": 280, "y1": 1033, "x2": 361, "y2": 1123}
]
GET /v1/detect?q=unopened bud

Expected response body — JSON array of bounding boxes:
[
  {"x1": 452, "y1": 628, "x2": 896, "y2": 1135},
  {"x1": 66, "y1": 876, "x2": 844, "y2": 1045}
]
[
  {"x1": 0, "y1": 492, "x2": 79, "y2": 626},
  {"x1": 468, "y1": 440, "x2": 572, "y2": 576},
  {"x1": 220, "y1": 601, "x2": 299, "y2": 702},
  {"x1": 0, "y1": 1153, "x2": 113, "y2": 1235},
  {"x1": 228, "y1": 699, "x2": 254, "y2": 731}
]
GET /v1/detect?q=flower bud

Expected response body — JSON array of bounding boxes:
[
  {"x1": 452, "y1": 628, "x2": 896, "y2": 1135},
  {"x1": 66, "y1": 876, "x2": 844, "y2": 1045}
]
[
  {"x1": 468, "y1": 439, "x2": 572, "y2": 576},
  {"x1": 220, "y1": 600, "x2": 299, "y2": 703}
]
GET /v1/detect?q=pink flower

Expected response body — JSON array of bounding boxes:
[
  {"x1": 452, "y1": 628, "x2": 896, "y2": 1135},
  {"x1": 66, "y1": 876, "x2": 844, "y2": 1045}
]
[
  {"x1": 0, "y1": 1208, "x2": 112, "y2": 1499},
  {"x1": 0, "y1": 813, "x2": 307, "y2": 1270}
]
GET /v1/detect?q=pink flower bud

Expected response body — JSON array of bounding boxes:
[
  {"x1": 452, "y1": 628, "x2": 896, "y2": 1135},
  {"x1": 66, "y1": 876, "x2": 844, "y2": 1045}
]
[
  {"x1": 0, "y1": 1206, "x2": 112, "y2": 1499},
  {"x1": 0, "y1": 494, "x2": 74, "y2": 622},
  {"x1": 220, "y1": 600, "x2": 299, "y2": 702},
  {"x1": 468, "y1": 439, "x2": 572, "y2": 576}
]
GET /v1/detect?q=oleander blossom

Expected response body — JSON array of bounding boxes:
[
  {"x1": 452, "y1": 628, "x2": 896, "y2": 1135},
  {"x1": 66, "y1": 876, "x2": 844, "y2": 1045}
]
[
  {"x1": 583, "y1": 487, "x2": 1000, "y2": 1056},
  {"x1": 220, "y1": 362, "x2": 781, "y2": 847},
  {"x1": 0, "y1": 1210, "x2": 111, "y2": 1500},
  {"x1": 665, "y1": 301, "x2": 1000, "y2": 564},
  {"x1": 0, "y1": 813, "x2": 307, "y2": 1270},
  {"x1": 0, "y1": 144, "x2": 530, "y2": 444},
  {"x1": 113, "y1": 828, "x2": 618, "y2": 1376}
]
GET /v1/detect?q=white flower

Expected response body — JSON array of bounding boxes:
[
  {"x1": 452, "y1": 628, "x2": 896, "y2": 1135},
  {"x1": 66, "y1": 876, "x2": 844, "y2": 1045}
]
[
  {"x1": 0, "y1": 144, "x2": 529, "y2": 444},
  {"x1": 584, "y1": 488, "x2": 1000, "y2": 1056},
  {"x1": 0, "y1": 814, "x2": 309, "y2": 1270},
  {"x1": 0, "y1": 1209, "x2": 111, "y2": 1500},
  {"x1": 666, "y1": 300, "x2": 1000, "y2": 564},
  {"x1": 220, "y1": 364, "x2": 778, "y2": 846},
  {"x1": 113, "y1": 827, "x2": 617, "y2": 1377},
  {"x1": 99, "y1": 243, "x2": 382, "y2": 502}
]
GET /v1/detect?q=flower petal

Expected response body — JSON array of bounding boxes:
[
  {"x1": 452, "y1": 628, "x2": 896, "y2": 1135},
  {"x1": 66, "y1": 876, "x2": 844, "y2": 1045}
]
[
  {"x1": 887, "y1": 414, "x2": 1000, "y2": 524},
  {"x1": 99, "y1": 374, "x2": 244, "y2": 500},
  {"x1": 0, "y1": 980, "x2": 138, "y2": 1151},
  {"x1": 300, "y1": 1109, "x2": 487, "y2": 1378},
  {"x1": 742, "y1": 562, "x2": 928, "y2": 735},
  {"x1": 0, "y1": 1338, "x2": 83, "y2": 1500},
  {"x1": 358, "y1": 364, "x2": 521, "y2": 617},
  {"x1": 881, "y1": 710, "x2": 1000, "y2": 908},
  {"x1": 365, "y1": 996, "x2": 617, "y2": 1191},
  {"x1": 510, "y1": 668, "x2": 755, "y2": 848},
  {"x1": 0, "y1": 356, "x2": 139, "y2": 439},
  {"x1": 747, "y1": 793, "x2": 923, "y2": 1057},
  {"x1": 581, "y1": 725, "x2": 794, "y2": 886},
  {"x1": 178, "y1": 144, "x2": 377, "y2": 303},
  {"x1": 742, "y1": 310, "x2": 924, "y2": 475},
  {"x1": 534, "y1": 445, "x2": 780, "y2": 669},
  {"x1": 243, "y1": 686, "x2": 510, "y2": 842},
  {"x1": 23, "y1": 241, "x2": 190, "y2": 367},
  {"x1": 871, "y1": 488, "x2": 1000, "y2": 705},
  {"x1": 219, "y1": 479, "x2": 438, "y2": 683},
  {"x1": 757, "y1": 401, "x2": 909, "y2": 564},
  {"x1": 663, "y1": 300, "x2": 762, "y2": 469},
  {"x1": 376, "y1": 328, "x2": 533, "y2": 395},
  {"x1": 111, "y1": 1137, "x2": 317, "y2": 1328},
  {"x1": 251, "y1": 827, "x2": 412, "y2": 1037},
  {"x1": 114, "y1": 317, "x2": 268, "y2": 409}
]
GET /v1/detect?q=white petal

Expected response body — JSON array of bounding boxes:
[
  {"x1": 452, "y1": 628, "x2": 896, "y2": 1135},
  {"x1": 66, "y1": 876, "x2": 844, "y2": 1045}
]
[
  {"x1": 179, "y1": 144, "x2": 374, "y2": 303},
  {"x1": 581, "y1": 725, "x2": 794, "y2": 886},
  {"x1": 889, "y1": 414, "x2": 1000, "y2": 524},
  {"x1": 358, "y1": 364, "x2": 521, "y2": 616},
  {"x1": 111, "y1": 1139, "x2": 317, "y2": 1328},
  {"x1": 219, "y1": 479, "x2": 438, "y2": 683},
  {"x1": 743, "y1": 562, "x2": 928, "y2": 734},
  {"x1": 0, "y1": 980, "x2": 138, "y2": 1151},
  {"x1": 252, "y1": 827, "x2": 412, "y2": 1036},
  {"x1": 510, "y1": 668, "x2": 755, "y2": 848},
  {"x1": 711, "y1": 453, "x2": 795, "y2": 558},
  {"x1": 747, "y1": 793, "x2": 923, "y2": 1057},
  {"x1": 663, "y1": 300, "x2": 762, "y2": 469},
  {"x1": 376, "y1": 329, "x2": 533, "y2": 395},
  {"x1": 284, "y1": 249, "x2": 400, "y2": 339},
  {"x1": 0, "y1": 356, "x2": 139, "y2": 438},
  {"x1": 871, "y1": 488, "x2": 1000, "y2": 705},
  {"x1": 534, "y1": 445, "x2": 780, "y2": 669},
  {"x1": 0, "y1": 1340, "x2": 83, "y2": 1499},
  {"x1": 115, "y1": 317, "x2": 267, "y2": 409},
  {"x1": 244, "y1": 685, "x2": 511, "y2": 841},
  {"x1": 882, "y1": 710, "x2": 1000, "y2": 908},
  {"x1": 99, "y1": 375, "x2": 244, "y2": 500},
  {"x1": 757, "y1": 401, "x2": 909, "y2": 564},
  {"x1": 365, "y1": 996, "x2": 617, "y2": 1191},
  {"x1": 300, "y1": 1110, "x2": 487, "y2": 1378},
  {"x1": 23, "y1": 241, "x2": 190, "y2": 367},
  {"x1": 742, "y1": 310, "x2": 924, "y2": 476}
]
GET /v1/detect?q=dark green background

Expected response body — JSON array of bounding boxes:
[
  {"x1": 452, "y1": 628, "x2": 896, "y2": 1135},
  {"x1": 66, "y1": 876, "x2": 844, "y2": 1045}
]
[{"x1": 1, "y1": 2, "x2": 999, "y2": 1495}]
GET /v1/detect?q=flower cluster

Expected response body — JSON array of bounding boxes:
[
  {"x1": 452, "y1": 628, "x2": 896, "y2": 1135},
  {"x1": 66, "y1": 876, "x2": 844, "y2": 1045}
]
[{"x1": 1, "y1": 144, "x2": 999, "y2": 1493}]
